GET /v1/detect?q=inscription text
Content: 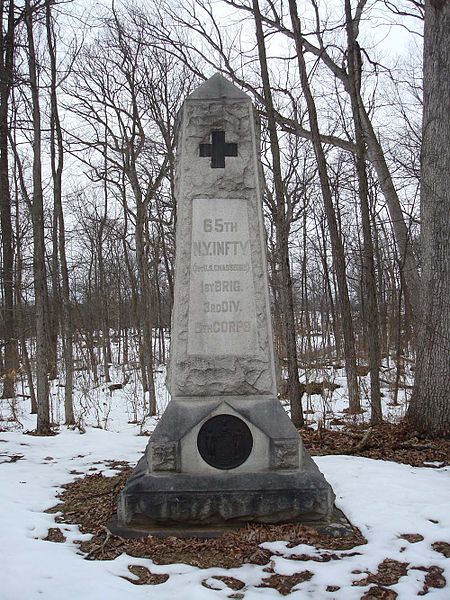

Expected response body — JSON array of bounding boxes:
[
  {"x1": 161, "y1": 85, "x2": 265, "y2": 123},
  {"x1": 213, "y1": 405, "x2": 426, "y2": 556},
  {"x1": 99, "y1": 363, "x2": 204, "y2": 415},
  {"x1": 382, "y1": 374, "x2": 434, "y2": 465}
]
[{"x1": 187, "y1": 198, "x2": 258, "y2": 356}]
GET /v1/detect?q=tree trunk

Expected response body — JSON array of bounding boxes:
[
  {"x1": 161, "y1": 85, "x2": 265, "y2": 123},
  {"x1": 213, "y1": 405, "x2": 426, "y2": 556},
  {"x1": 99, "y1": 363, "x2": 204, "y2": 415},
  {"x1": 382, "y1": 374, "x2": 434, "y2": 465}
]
[
  {"x1": 45, "y1": 0, "x2": 74, "y2": 424},
  {"x1": 0, "y1": 0, "x2": 17, "y2": 399},
  {"x1": 135, "y1": 202, "x2": 156, "y2": 415},
  {"x1": 345, "y1": 0, "x2": 382, "y2": 424},
  {"x1": 318, "y1": 215, "x2": 340, "y2": 358},
  {"x1": 407, "y1": 0, "x2": 450, "y2": 436},
  {"x1": 252, "y1": 0, "x2": 303, "y2": 427},
  {"x1": 288, "y1": 0, "x2": 361, "y2": 412},
  {"x1": 14, "y1": 199, "x2": 37, "y2": 413},
  {"x1": 48, "y1": 186, "x2": 59, "y2": 382},
  {"x1": 373, "y1": 209, "x2": 388, "y2": 357},
  {"x1": 25, "y1": 0, "x2": 51, "y2": 434},
  {"x1": 392, "y1": 276, "x2": 404, "y2": 407},
  {"x1": 359, "y1": 108, "x2": 422, "y2": 324}
]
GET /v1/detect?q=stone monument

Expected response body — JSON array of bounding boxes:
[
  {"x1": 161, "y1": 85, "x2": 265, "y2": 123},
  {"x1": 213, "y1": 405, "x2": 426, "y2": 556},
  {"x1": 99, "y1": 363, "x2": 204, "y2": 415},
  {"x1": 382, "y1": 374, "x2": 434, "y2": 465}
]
[{"x1": 117, "y1": 74, "x2": 335, "y2": 531}]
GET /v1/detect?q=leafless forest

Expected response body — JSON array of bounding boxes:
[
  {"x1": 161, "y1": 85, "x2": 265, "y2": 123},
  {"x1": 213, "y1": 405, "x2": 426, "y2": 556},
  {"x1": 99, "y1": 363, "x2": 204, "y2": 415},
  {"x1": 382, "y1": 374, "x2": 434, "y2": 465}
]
[{"x1": 0, "y1": 1, "x2": 448, "y2": 436}]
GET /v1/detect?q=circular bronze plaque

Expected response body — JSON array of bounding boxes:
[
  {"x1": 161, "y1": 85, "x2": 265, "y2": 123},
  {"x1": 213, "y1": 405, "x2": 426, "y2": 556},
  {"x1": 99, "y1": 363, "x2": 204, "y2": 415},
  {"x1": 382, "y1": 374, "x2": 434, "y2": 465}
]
[{"x1": 197, "y1": 414, "x2": 253, "y2": 470}]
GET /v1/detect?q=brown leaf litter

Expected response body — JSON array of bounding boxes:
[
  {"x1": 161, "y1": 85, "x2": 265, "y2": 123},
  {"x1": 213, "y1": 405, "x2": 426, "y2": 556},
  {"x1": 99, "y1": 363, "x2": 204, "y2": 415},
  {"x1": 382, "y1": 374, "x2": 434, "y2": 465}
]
[
  {"x1": 41, "y1": 430, "x2": 449, "y2": 595},
  {"x1": 301, "y1": 422, "x2": 450, "y2": 467},
  {"x1": 44, "y1": 463, "x2": 365, "y2": 595},
  {"x1": 257, "y1": 570, "x2": 313, "y2": 596}
]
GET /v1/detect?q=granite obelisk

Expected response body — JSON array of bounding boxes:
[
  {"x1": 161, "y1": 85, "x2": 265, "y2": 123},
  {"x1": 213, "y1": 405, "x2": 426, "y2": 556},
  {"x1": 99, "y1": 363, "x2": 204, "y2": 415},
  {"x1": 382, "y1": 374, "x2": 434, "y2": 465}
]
[{"x1": 118, "y1": 74, "x2": 335, "y2": 529}]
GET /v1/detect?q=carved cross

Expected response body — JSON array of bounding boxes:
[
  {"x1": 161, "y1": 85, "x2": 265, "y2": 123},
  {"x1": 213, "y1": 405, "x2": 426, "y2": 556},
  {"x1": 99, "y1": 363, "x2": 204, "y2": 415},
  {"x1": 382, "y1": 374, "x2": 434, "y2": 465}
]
[{"x1": 199, "y1": 130, "x2": 238, "y2": 168}]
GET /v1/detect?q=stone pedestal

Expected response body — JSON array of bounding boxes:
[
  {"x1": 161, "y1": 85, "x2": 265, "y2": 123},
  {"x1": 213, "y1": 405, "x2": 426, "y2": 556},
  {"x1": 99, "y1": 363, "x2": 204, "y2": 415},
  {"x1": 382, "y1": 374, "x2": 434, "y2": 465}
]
[
  {"x1": 118, "y1": 397, "x2": 334, "y2": 526},
  {"x1": 118, "y1": 74, "x2": 335, "y2": 530}
]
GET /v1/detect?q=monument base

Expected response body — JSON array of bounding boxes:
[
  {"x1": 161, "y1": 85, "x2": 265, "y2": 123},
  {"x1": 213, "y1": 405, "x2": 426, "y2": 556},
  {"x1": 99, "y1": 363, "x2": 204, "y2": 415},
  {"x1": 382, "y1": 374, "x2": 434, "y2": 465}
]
[
  {"x1": 118, "y1": 397, "x2": 335, "y2": 528},
  {"x1": 118, "y1": 454, "x2": 334, "y2": 527},
  {"x1": 109, "y1": 505, "x2": 353, "y2": 540}
]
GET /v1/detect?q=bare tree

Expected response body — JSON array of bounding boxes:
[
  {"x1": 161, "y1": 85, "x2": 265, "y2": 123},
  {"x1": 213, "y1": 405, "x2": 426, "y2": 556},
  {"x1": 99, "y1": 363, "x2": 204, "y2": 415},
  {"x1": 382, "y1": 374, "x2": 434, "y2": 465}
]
[
  {"x1": 45, "y1": 0, "x2": 75, "y2": 424},
  {"x1": 287, "y1": 0, "x2": 361, "y2": 413},
  {"x1": 25, "y1": 0, "x2": 51, "y2": 433},
  {"x1": 218, "y1": 0, "x2": 421, "y2": 325},
  {"x1": 0, "y1": 0, "x2": 18, "y2": 399},
  {"x1": 64, "y1": 7, "x2": 190, "y2": 414},
  {"x1": 252, "y1": 0, "x2": 303, "y2": 426},
  {"x1": 344, "y1": 0, "x2": 382, "y2": 423},
  {"x1": 407, "y1": 0, "x2": 449, "y2": 436}
]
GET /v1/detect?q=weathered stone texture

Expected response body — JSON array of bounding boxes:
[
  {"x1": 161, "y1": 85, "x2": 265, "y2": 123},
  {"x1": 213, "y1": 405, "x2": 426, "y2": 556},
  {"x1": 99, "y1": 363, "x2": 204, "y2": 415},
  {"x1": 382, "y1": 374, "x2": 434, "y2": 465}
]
[
  {"x1": 167, "y1": 96, "x2": 277, "y2": 397},
  {"x1": 118, "y1": 468, "x2": 334, "y2": 526},
  {"x1": 150, "y1": 442, "x2": 178, "y2": 472},
  {"x1": 271, "y1": 439, "x2": 300, "y2": 470}
]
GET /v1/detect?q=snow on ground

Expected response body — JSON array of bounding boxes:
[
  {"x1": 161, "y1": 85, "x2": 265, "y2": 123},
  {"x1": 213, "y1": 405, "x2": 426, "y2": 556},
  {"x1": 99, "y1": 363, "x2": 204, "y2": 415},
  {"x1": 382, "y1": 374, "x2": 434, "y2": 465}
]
[{"x1": 0, "y1": 362, "x2": 448, "y2": 599}]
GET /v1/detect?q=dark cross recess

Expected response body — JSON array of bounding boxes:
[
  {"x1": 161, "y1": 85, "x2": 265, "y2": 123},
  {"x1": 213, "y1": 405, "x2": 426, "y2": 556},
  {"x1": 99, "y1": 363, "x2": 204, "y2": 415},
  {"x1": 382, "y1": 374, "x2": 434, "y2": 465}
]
[{"x1": 199, "y1": 130, "x2": 238, "y2": 168}]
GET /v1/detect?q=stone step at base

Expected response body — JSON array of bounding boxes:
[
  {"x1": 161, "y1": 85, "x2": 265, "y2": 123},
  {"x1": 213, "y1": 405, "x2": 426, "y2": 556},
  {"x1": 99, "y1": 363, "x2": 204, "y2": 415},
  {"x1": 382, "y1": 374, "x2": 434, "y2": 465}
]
[{"x1": 108, "y1": 505, "x2": 354, "y2": 540}]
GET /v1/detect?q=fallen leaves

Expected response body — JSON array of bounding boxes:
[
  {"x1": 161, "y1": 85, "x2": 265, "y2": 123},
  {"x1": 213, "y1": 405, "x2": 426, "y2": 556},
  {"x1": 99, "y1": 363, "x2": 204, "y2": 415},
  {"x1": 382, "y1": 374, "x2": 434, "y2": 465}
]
[
  {"x1": 301, "y1": 422, "x2": 450, "y2": 467},
  {"x1": 353, "y1": 559, "x2": 447, "y2": 597},
  {"x1": 432, "y1": 541, "x2": 450, "y2": 558},
  {"x1": 415, "y1": 565, "x2": 446, "y2": 595},
  {"x1": 122, "y1": 565, "x2": 169, "y2": 585},
  {"x1": 399, "y1": 533, "x2": 424, "y2": 543},
  {"x1": 361, "y1": 586, "x2": 398, "y2": 599},
  {"x1": 41, "y1": 457, "x2": 448, "y2": 596},
  {"x1": 45, "y1": 464, "x2": 364, "y2": 574},
  {"x1": 353, "y1": 559, "x2": 408, "y2": 587},
  {"x1": 258, "y1": 571, "x2": 313, "y2": 596},
  {"x1": 213, "y1": 575, "x2": 245, "y2": 590},
  {"x1": 201, "y1": 575, "x2": 246, "y2": 592},
  {"x1": 43, "y1": 527, "x2": 66, "y2": 543},
  {"x1": 0, "y1": 453, "x2": 23, "y2": 463}
]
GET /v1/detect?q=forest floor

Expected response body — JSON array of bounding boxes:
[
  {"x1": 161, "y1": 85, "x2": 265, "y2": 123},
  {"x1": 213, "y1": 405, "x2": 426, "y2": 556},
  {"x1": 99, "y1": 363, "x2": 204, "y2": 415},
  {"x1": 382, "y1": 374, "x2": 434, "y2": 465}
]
[
  {"x1": 301, "y1": 423, "x2": 450, "y2": 469},
  {"x1": 0, "y1": 364, "x2": 449, "y2": 599}
]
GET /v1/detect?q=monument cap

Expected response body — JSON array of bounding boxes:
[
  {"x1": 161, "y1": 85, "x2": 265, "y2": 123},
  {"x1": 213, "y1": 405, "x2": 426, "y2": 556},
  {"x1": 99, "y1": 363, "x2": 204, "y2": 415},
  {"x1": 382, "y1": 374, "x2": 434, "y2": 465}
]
[{"x1": 187, "y1": 72, "x2": 249, "y2": 101}]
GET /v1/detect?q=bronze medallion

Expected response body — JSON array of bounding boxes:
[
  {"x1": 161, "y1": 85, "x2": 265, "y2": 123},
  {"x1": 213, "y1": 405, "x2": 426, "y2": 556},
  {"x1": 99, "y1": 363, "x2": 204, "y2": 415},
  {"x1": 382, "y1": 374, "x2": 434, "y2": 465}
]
[{"x1": 197, "y1": 414, "x2": 253, "y2": 469}]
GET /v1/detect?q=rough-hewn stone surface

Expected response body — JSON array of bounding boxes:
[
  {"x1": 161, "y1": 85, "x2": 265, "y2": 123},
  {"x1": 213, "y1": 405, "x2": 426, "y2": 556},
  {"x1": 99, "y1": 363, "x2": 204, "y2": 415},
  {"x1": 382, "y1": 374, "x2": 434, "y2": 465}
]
[
  {"x1": 118, "y1": 462, "x2": 334, "y2": 526},
  {"x1": 151, "y1": 442, "x2": 178, "y2": 472},
  {"x1": 167, "y1": 78, "x2": 277, "y2": 397}
]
